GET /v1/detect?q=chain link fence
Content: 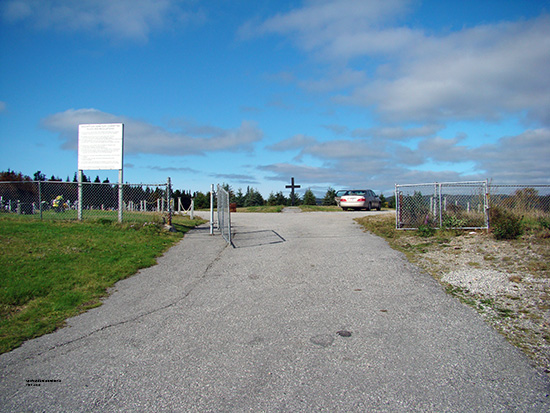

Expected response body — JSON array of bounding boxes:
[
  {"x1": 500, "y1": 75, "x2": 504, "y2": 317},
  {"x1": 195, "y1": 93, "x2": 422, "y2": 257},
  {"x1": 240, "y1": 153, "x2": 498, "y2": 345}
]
[
  {"x1": 396, "y1": 181, "x2": 488, "y2": 230},
  {"x1": 396, "y1": 181, "x2": 550, "y2": 230},
  {"x1": 488, "y1": 184, "x2": 550, "y2": 219},
  {"x1": 216, "y1": 184, "x2": 231, "y2": 244},
  {"x1": 0, "y1": 180, "x2": 172, "y2": 223}
]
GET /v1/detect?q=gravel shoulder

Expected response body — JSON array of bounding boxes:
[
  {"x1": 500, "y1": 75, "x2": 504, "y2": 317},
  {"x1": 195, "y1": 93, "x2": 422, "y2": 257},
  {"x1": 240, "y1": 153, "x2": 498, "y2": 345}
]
[{"x1": 358, "y1": 213, "x2": 550, "y2": 376}]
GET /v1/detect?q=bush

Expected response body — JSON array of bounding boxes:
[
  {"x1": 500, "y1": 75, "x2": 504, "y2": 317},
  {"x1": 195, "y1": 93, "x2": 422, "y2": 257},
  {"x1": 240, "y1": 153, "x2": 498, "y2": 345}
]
[
  {"x1": 417, "y1": 224, "x2": 435, "y2": 238},
  {"x1": 489, "y1": 207, "x2": 523, "y2": 240}
]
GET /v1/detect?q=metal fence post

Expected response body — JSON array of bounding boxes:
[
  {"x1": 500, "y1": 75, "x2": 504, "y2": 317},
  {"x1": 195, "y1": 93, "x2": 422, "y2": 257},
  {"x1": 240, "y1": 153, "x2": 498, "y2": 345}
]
[
  {"x1": 210, "y1": 184, "x2": 214, "y2": 235},
  {"x1": 167, "y1": 177, "x2": 172, "y2": 226},
  {"x1": 78, "y1": 170, "x2": 83, "y2": 221},
  {"x1": 118, "y1": 169, "x2": 123, "y2": 223},
  {"x1": 395, "y1": 184, "x2": 399, "y2": 228},
  {"x1": 38, "y1": 181, "x2": 43, "y2": 220},
  {"x1": 484, "y1": 179, "x2": 490, "y2": 230},
  {"x1": 438, "y1": 182, "x2": 443, "y2": 228}
]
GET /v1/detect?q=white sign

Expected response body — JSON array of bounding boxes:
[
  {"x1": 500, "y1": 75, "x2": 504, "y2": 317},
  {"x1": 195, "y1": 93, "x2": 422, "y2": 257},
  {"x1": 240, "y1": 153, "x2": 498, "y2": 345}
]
[{"x1": 78, "y1": 123, "x2": 124, "y2": 170}]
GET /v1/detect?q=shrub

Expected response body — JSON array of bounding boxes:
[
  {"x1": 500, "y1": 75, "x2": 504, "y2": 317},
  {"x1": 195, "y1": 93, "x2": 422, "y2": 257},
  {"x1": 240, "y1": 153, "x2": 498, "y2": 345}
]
[
  {"x1": 441, "y1": 213, "x2": 466, "y2": 229},
  {"x1": 489, "y1": 207, "x2": 523, "y2": 240},
  {"x1": 417, "y1": 224, "x2": 435, "y2": 238}
]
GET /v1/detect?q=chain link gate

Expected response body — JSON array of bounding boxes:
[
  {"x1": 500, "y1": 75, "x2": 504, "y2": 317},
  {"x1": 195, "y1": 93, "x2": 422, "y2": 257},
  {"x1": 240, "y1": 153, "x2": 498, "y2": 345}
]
[
  {"x1": 396, "y1": 181, "x2": 489, "y2": 230},
  {"x1": 216, "y1": 184, "x2": 232, "y2": 244}
]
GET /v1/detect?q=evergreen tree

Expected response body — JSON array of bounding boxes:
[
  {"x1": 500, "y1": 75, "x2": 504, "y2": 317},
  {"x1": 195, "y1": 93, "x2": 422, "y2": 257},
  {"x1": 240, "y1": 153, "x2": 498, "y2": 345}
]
[
  {"x1": 243, "y1": 187, "x2": 264, "y2": 207},
  {"x1": 267, "y1": 191, "x2": 287, "y2": 206},
  {"x1": 235, "y1": 188, "x2": 244, "y2": 207},
  {"x1": 267, "y1": 192, "x2": 277, "y2": 206},
  {"x1": 323, "y1": 187, "x2": 337, "y2": 206},
  {"x1": 193, "y1": 191, "x2": 209, "y2": 209},
  {"x1": 303, "y1": 188, "x2": 316, "y2": 205}
]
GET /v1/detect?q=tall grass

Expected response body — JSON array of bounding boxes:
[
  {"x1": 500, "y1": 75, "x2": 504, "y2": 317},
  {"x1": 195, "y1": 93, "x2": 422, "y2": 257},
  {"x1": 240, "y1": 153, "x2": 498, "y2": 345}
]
[{"x1": 0, "y1": 215, "x2": 205, "y2": 353}]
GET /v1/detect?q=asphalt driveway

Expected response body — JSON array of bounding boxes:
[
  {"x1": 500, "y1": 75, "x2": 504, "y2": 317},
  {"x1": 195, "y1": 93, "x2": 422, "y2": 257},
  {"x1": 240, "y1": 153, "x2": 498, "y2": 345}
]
[{"x1": 1, "y1": 211, "x2": 549, "y2": 411}]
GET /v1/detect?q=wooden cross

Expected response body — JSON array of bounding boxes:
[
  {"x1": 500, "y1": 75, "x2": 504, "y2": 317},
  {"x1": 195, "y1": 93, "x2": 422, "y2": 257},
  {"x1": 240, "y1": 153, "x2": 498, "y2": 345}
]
[{"x1": 285, "y1": 177, "x2": 301, "y2": 206}]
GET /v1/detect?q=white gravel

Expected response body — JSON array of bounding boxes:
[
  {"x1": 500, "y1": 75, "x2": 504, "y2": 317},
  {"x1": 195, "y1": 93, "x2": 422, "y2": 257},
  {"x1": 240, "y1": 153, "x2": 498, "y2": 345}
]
[{"x1": 441, "y1": 268, "x2": 522, "y2": 296}]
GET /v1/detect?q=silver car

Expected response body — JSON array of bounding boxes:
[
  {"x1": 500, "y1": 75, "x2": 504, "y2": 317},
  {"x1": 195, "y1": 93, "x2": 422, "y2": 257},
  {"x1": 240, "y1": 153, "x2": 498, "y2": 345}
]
[{"x1": 338, "y1": 189, "x2": 381, "y2": 211}]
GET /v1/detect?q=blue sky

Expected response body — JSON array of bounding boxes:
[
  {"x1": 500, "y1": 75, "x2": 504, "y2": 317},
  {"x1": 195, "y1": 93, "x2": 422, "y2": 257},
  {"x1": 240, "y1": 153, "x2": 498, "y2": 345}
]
[{"x1": 1, "y1": 0, "x2": 549, "y2": 198}]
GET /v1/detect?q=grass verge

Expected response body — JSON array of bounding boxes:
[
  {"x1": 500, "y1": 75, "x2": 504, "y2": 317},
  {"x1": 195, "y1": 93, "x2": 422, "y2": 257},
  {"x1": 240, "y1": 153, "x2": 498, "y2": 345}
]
[{"x1": 0, "y1": 214, "x2": 205, "y2": 353}]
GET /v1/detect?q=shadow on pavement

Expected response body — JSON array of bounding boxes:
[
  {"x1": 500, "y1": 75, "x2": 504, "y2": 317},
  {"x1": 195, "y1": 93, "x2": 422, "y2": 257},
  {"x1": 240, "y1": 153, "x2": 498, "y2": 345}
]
[{"x1": 230, "y1": 229, "x2": 286, "y2": 248}]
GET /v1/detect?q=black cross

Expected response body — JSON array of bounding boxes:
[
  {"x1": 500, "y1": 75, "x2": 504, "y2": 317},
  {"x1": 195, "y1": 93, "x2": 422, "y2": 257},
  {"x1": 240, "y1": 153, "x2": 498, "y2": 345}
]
[{"x1": 285, "y1": 177, "x2": 301, "y2": 206}]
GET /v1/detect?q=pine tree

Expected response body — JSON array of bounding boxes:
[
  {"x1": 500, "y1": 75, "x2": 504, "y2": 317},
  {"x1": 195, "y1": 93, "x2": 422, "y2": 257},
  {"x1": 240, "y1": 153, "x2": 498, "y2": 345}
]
[
  {"x1": 323, "y1": 187, "x2": 337, "y2": 206},
  {"x1": 303, "y1": 188, "x2": 316, "y2": 205}
]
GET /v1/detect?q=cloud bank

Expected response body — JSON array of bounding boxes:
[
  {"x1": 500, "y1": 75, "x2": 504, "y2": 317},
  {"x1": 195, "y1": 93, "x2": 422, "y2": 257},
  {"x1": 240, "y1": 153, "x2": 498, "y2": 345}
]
[
  {"x1": 42, "y1": 108, "x2": 263, "y2": 156},
  {"x1": 1, "y1": 0, "x2": 204, "y2": 41},
  {"x1": 247, "y1": 1, "x2": 550, "y2": 126}
]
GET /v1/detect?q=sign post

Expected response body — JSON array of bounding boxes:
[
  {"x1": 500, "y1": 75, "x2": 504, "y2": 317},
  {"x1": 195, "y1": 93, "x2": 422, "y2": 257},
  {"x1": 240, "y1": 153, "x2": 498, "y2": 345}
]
[{"x1": 78, "y1": 123, "x2": 124, "y2": 222}]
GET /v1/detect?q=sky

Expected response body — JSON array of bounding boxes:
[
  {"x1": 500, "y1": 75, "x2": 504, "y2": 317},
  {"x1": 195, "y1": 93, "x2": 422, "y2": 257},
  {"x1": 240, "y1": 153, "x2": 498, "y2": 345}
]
[{"x1": 1, "y1": 0, "x2": 549, "y2": 198}]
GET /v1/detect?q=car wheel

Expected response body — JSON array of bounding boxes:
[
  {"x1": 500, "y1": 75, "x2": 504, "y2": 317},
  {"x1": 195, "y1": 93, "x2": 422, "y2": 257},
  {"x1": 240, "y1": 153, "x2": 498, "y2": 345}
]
[
  {"x1": 367, "y1": 202, "x2": 371, "y2": 211},
  {"x1": 376, "y1": 202, "x2": 381, "y2": 211}
]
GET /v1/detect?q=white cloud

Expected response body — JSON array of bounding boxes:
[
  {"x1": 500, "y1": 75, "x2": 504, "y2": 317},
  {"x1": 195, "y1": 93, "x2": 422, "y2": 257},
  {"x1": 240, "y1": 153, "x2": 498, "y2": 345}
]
[
  {"x1": 42, "y1": 108, "x2": 263, "y2": 156},
  {"x1": 211, "y1": 173, "x2": 259, "y2": 185},
  {"x1": 259, "y1": 162, "x2": 340, "y2": 184},
  {"x1": 267, "y1": 134, "x2": 317, "y2": 151},
  {"x1": 250, "y1": 0, "x2": 412, "y2": 53},
  {"x1": 262, "y1": 124, "x2": 550, "y2": 188},
  {"x1": 355, "y1": 17, "x2": 550, "y2": 124},
  {"x1": 246, "y1": 1, "x2": 550, "y2": 126},
  {"x1": 351, "y1": 124, "x2": 442, "y2": 140},
  {"x1": 475, "y1": 129, "x2": 550, "y2": 183},
  {"x1": 1, "y1": 0, "x2": 204, "y2": 41},
  {"x1": 416, "y1": 135, "x2": 471, "y2": 163}
]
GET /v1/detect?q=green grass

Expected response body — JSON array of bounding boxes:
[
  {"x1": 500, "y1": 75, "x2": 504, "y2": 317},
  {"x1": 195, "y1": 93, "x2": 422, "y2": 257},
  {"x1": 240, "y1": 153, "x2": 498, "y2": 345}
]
[
  {"x1": 298, "y1": 205, "x2": 341, "y2": 212},
  {"x1": 237, "y1": 205, "x2": 286, "y2": 213},
  {"x1": 0, "y1": 214, "x2": 205, "y2": 353},
  {"x1": 13, "y1": 209, "x2": 169, "y2": 223}
]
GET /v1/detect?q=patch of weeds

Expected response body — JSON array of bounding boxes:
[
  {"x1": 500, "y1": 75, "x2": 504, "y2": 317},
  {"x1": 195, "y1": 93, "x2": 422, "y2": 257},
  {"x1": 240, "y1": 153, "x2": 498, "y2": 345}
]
[
  {"x1": 417, "y1": 224, "x2": 435, "y2": 238},
  {"x1": 526, "y1": 259, "x2": 549, "y2": 273},
  {"x1": 445, "y1": 284, "x2": 477, "y2": 306},
  {"x1": 467, "y1": 261, "x2": 481, "y2": 268},
  {"x1": 480, "y1": 298, "x2": 494, "y2": 306},
  {"x1": 442, "y1": 214, "x2": 467, "y2": 229},
  {"x1": 509, "y1": 275, "x2": 522, "y2": 283},
  {"x1": 412, "y1": 243, "x2": 432, "y2": 253},
  {"x1": 497, "y1": 307, "x2": 515, "y2": 318},
  {"x1": 354, "y1": 214, "x2": 401, "y2": 240}
]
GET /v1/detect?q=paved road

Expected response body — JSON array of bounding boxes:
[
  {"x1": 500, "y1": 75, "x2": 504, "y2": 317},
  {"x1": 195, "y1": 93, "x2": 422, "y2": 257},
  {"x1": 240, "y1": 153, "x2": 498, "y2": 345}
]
[{"x1": 1, "y1": 211, "x2": 549, "y2": 411}]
